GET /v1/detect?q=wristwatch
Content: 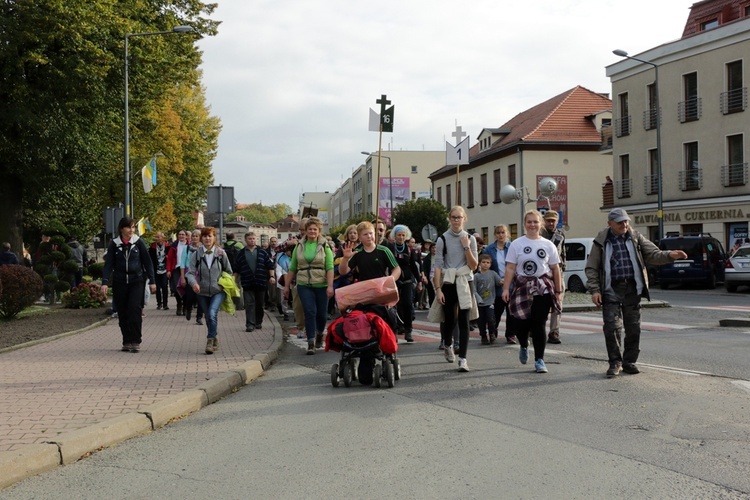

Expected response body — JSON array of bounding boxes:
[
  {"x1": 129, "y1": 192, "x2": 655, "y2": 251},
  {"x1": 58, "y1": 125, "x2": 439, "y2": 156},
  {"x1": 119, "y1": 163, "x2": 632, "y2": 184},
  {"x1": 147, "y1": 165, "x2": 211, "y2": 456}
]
[{"x1": 463, "y1": 246, "x2": 470, "y2": 251}]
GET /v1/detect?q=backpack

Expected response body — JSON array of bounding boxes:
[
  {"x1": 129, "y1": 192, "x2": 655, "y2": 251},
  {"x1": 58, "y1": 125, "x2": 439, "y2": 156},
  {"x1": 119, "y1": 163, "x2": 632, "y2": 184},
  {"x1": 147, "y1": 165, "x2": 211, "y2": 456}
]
[
  {"x1": 335, "y1": 309, "x2": 375, "y2": 343},
  {"x1": 224, "y1": 240, "x2": 240, "y2": 269}
]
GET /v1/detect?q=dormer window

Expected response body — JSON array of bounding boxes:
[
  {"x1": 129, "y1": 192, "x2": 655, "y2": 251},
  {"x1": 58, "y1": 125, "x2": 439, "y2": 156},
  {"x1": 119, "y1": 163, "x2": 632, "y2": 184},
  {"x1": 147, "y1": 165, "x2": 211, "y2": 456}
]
[{"x1": 701, "y1": 18, "x2": 719, "y2": 30}]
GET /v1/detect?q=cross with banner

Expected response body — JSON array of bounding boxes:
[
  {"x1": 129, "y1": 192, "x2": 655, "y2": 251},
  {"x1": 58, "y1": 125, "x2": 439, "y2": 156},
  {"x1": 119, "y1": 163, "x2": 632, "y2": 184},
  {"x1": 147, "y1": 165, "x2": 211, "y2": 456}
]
[
  {"x1": 446, "y1": 124, "x2": 470, "y2": 202},
  {"x1": 368, "y1": 94, "x2": 396, "y2": 228}
]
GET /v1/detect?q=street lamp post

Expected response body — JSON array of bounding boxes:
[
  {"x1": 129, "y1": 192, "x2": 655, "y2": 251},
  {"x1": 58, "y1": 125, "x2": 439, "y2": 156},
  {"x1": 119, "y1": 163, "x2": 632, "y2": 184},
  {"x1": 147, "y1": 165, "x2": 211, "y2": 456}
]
[
  {"x1": 362, "y1": 152, "x2": 393, "y2": 224},
  {"x1": 613, "y1": 49, "x2": 663, "y2": 241},
  {"x1": 124, "y1": 25, "x2": 193, "y2": 217}
]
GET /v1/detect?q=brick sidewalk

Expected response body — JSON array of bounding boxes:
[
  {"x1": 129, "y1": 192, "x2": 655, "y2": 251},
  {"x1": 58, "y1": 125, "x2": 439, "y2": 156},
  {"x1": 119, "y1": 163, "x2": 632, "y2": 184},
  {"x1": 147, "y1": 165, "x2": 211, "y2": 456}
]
[{"x1": 0, "y1": 301, "x2": 280, "y2": 452}]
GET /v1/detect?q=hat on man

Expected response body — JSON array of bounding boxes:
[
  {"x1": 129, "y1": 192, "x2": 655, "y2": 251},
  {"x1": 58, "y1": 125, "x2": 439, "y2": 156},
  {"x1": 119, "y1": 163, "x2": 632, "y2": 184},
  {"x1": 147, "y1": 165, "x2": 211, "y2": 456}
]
[
  {"x1": 608, "y1": 208, "x2": 631, "y2": 223},
  {"x1": 543, "y1": 210, "x2": 559, "y2": 220}
]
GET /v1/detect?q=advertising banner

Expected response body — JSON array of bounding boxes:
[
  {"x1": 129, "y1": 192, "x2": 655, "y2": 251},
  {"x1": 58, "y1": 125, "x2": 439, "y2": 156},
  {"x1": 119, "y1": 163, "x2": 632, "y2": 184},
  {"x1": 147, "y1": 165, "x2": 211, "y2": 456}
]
[
  {"x1": 536, "y1": 175, "x2": 568, "y2": 227},
  {"x1": 379, "y1": 177, "x2": 410, "y2": 225}
]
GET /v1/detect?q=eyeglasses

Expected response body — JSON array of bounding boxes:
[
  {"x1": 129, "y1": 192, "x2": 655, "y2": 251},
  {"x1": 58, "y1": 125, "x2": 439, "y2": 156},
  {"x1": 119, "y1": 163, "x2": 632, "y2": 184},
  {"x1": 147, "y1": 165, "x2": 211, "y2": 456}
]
[{"x1": 449, "y1": 215, "x2": 463, "y2": 220}]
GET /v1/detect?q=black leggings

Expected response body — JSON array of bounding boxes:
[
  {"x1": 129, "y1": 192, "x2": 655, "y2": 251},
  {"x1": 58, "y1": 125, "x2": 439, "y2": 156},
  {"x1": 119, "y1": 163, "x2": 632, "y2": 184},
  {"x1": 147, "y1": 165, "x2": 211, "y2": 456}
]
[
  {"x1": 440, "y1": 283, "x2": 470, "y2": 359},
  {"x1": 512, "y1": 294, "x2": 552, "y2": 361}
]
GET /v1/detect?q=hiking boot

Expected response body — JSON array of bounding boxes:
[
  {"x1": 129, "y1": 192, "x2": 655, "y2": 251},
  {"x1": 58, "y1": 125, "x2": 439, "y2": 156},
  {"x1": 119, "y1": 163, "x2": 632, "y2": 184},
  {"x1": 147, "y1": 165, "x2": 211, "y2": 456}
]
[
  {"x1": 506, "y1": 336, "x2": 518, "y2": 345},
  {"x1": 176, "y1": 306, "x2": 183, "y2": 316},
  {"x1": 606, "y1": 362, "x2": 622, "y2": 378},
  {"x1": 205, "y1": 339, "x2": 215, "y2": 355},
  {"x1": 519, "y1": 347, "x2": 529, "y2": 365},
  {"x1": 213, "y1": 337, "x2": 219, "y2": 350},
  {"x1": 129, "y1": 344, "x2": 140, "y2": 353},
  {"x1": 404, "y1": 331, "x2": 414, "y2": 343},
  {"x1": 306, "y1": 342, "x2": 315, "y2": 355},
  {"x1": 622, "y1": 363, "x2": 640, "y2": 374},
  {"x1": 489, "y1": 333, "x2": 497, "y2": 344},
  {"x1": 458, "y1": 357, "x2": 469, "y2": 372},
  {"x1": 315, "y1": 333, "x2": 324, "y2": 348},
  {"x1": 481, "y1": 335, "x2": 490, "y2": 345},
  {"x1": 535, "y1": 359, "x2": 548, "y2": 373},
  {"x1": 444, "y1": 345, "x2": 455, "y2": 363},
  {"x1": 548, "y1": 332, "x2": 561, "y2": 344}
]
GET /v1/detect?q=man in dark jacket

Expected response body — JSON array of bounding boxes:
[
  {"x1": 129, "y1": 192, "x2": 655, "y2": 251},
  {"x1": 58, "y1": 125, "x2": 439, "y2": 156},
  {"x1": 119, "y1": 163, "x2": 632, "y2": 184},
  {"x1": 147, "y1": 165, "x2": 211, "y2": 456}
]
[
  {"x1": 233, "y1": 232, "x2": 275, "y2": 332},
  {"x1": 585, "y1": 208, "x2": 686, "y2": 378},
  {"x1": 148, "y1": 232, "x2": 172, "y2": 310},
  {"x1": 0, "y1": 242, "x2": 19, "y2": 266}
]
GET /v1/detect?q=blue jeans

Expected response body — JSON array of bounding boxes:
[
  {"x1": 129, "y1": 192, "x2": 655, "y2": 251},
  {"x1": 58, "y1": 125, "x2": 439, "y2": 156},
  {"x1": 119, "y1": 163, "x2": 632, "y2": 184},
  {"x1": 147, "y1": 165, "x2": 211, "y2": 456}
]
[
  {"x1": 296, "y1": 285, "x2": 328, "y2": 341},
  {"x1": 196, "y1": 292, "x2": 225, "y2": 339}
]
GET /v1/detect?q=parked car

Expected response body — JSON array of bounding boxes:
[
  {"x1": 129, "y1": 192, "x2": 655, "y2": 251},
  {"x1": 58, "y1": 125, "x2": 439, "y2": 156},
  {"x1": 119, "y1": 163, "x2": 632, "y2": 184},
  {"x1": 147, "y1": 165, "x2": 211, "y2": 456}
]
[
  {"x1": 657, "y1": 235, "x2": 727, "y2": 289},
  {"x1": 563, "y1": 237, "x2": 594, "y2": 293},
  {"x1": 724, "y1": 244, "x2": 750, "y2": 292}
]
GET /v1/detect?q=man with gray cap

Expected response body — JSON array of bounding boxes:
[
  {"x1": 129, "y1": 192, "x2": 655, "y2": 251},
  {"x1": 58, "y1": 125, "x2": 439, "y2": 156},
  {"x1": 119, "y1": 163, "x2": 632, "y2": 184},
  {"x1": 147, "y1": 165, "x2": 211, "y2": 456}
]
[
  {"x1": 542, "y1": 210, "x2": 566, "y2": 344},
  {"x1": 585, "y1": 208, "x2": 686, "y2": 378}
]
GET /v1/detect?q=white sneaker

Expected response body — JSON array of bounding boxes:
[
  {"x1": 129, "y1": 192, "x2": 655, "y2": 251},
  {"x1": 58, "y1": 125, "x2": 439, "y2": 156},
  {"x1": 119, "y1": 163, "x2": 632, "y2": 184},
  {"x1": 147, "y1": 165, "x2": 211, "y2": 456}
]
[
  {"x1": 458, "y1": 357, "x2": 469, "y2": 372},
  {"x1": 444, "y1": 345, "x2": 455, "y2": 363}
]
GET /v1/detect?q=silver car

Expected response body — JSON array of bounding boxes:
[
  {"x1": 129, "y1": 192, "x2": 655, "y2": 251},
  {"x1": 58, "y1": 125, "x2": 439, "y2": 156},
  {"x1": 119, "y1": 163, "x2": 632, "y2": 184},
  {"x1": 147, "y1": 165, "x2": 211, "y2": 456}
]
[{"x1": 725, "y1": 244, "x2": 750, "y2": 292}]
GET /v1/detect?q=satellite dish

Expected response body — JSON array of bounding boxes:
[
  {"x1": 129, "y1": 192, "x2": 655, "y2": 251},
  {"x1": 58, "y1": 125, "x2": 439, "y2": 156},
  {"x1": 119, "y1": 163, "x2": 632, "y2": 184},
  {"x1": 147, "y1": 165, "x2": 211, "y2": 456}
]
[
  {"x1": 538, "y1": 177, "x2": 558, "y2": 198},
  {"x1": 500, "y1": 185, "x2": 522, "y2": 204},
  {"x1": 421, "y1": 224, "x2": 438, "y2": 242}
]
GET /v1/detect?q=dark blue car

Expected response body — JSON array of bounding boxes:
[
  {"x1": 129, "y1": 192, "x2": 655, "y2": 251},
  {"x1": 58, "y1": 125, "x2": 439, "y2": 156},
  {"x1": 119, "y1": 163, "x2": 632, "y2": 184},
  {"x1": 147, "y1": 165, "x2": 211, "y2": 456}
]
[{"x1": 658, "y1": 235, "x2": 727, "y2": 289}]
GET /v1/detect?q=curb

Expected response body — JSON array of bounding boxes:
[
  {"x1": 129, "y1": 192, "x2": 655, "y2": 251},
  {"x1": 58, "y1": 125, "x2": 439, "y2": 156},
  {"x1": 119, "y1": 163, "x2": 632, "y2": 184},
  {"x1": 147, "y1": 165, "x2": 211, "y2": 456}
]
[
  {"x1": 0, "y1": 320, "x2": 286, "y2": 490},
  {"x1": 0, "y1": 317, "x2": 110, "y2": 355},
  {"x1": 719, "y1": 317, "x2": 750, "y2": 327},
  {"x1": 563, "y1": 299, "x2": 670, "y2": 313}
]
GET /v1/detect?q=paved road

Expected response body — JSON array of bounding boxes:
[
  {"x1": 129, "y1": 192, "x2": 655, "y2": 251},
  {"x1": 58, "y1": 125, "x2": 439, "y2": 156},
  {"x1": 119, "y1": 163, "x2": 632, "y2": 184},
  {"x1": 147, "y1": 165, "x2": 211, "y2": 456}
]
[{"x1": 4, "y1": 308, "x2": 750, "y2": 498}]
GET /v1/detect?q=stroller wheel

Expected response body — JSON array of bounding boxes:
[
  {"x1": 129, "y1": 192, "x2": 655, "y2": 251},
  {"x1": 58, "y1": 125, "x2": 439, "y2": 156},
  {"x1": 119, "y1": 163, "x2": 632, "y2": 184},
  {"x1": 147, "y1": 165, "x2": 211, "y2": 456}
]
[
  {"x1": 342, "y1": 362, "x2": 353, "y2": 387},
  {"x1": 373, "y1": 365, "x2": 382, "y2": 388},
  {"x1": 351, "y1": 359, "x2": 358, "y2": 381},
  {"x1": 384, "y1": 360, "x2": 395, "y2": 388},
  {"x1": 330, "y1": 363, "x2": 340, "y2": 387},
  {"x1": 392, "y1": 358, "x2": 401, "y2": 381}
]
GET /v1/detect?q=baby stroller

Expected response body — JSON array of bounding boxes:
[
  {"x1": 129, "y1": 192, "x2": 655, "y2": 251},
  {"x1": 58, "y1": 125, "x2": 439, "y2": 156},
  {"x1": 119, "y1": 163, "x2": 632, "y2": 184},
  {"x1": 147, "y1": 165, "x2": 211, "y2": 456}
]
[{"x1": 326, "y1": 304, "x2": 401, "y2": 388}]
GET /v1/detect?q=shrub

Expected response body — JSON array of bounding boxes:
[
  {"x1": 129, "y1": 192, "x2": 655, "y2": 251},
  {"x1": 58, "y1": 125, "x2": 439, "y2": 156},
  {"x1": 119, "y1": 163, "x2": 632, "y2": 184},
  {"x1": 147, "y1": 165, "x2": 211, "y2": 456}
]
[
  {"x1": 0, "y1": 265, "x2": 44, "y2": 319},
  {"x1": 88, "y1": 262, "x2": 105, "y2": 280},
  {"x1": 50, "y1": 250, "x2": 66, "y2": 263},
  {"x1": 62, "y1": 282, "x2": 107, "y2": 309},
  {"x1": 59, "y1": 260, "x2": 79, "y2": 274},
  {"x1": 54, "y1": 281, "x2": 71, "y2": 293}
]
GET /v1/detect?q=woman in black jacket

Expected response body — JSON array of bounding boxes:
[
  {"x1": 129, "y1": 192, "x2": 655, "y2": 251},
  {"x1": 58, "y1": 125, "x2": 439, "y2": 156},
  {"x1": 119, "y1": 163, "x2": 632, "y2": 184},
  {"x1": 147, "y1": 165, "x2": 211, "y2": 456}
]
[{"x1": 101, "y1": 217, "x2": 156, "y2": 353}]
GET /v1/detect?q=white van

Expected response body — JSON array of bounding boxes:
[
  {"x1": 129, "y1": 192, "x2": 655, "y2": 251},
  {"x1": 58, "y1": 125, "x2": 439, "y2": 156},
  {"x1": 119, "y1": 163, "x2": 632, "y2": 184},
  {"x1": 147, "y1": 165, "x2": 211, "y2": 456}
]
[{"x1": 563, "y1": 237, "x2": 594, "y2": 293}]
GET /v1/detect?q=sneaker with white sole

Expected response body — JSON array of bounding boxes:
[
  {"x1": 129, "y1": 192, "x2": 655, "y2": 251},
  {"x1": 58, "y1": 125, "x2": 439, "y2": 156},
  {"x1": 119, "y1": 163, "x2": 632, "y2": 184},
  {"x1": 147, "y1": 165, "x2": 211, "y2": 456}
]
[
  {"x1": 535, "y1": 359, "x2": 548, "y2": 373},
  {"x1": 519, "y1": 347, "x2": 529, "y2": 365},
  {"x1": 444, "y1": 345, "x2": 455, "y2": 363},
  {"x1": 457, "y1": 357, "x2": 469, "y2": 372}
]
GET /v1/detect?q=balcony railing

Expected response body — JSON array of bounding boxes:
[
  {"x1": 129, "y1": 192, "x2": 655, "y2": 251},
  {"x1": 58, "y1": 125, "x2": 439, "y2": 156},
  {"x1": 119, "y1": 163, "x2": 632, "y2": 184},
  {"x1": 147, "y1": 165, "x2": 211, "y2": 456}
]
[
  {"x1": 678, "y1": 97, "x2": 702, "y2": 122},
  {"x1": 721, "y1": 162, "x2": 748, "y2": 187},
  {"x1": 721, "y1": 87, "x2": 747, "y2": 114},
  {"x1": 679, "y1": 168, "x2": 703, "y2": 191},
  {"x1": 614, "y1": 115, "x2": 631, "y2": 137},
  {"x1": 600, "y1": 126, "x2": 613, "y2": 151},
  {"x1": 644, "y1": 175, "x2": 659, "y2": 195},
  {"x1": 642, "y1": 107, "x2": 659, "y2": 130},
  {"x1": 615, "y1": 178, "x2": 632, "y2": 198}
]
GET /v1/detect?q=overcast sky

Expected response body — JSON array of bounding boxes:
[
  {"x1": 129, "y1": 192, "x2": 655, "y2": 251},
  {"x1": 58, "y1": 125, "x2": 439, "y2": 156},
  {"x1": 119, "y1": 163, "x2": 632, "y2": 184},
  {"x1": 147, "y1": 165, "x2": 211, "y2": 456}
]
[{"x1": 197, "y1": 0, "x2": 691, "y2": 210}]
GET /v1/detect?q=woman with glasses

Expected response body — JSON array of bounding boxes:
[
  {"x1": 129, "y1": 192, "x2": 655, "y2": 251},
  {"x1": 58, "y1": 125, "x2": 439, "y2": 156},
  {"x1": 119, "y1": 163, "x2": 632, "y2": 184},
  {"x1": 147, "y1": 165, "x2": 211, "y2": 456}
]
[
  {"x1": 433, "y1": 206, "x2": 478, "y2": 372},
  {"x1": 483, "y1": 224, "x2": 516, "y2": 344}
]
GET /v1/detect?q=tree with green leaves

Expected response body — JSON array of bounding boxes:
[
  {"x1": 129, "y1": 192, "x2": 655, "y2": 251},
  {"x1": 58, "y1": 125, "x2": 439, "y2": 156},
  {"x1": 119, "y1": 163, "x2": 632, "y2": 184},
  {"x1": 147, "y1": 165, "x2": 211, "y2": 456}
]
[
  {"x1": 391, "y1": 199, "x2": 449, "y2": 242},
  {"x1": 228, "y1": 203, "x2": 294, "y2": 226},
  {"x1": 0, "y1": 0, "x2": 220, "y2": 255},
  {"x1": 328, "y1": 212, "x2": 377, "y2": 241}
]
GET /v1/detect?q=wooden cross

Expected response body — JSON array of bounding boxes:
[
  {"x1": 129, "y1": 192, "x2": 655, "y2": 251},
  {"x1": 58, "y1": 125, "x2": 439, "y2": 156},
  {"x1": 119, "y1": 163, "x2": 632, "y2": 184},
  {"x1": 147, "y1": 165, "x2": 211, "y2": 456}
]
[{"x1": 376, "y1": 94, "x2": 391, "y2": 117}]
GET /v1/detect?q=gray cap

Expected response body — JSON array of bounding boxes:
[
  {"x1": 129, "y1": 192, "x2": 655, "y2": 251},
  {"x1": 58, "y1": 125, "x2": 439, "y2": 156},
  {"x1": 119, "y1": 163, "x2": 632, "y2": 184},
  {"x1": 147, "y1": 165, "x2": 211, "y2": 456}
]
[{"x1": 608, "y1": 208, "x2": 631, "y2": 223}]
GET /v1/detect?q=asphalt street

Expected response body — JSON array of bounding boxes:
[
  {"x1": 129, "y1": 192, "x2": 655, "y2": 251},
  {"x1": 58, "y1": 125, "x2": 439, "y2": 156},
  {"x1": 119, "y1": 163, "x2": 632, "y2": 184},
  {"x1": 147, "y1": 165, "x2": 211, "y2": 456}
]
[{"x1": 4, "y1": 298, "x2": 750, "y2": 499}]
